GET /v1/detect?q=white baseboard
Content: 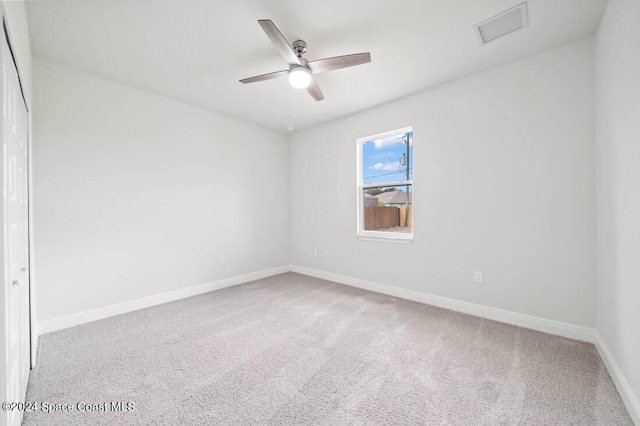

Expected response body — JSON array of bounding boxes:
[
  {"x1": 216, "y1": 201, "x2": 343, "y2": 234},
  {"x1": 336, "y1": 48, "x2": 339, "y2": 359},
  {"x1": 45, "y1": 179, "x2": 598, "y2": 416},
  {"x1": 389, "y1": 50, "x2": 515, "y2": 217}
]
[
  {"x1": 290, "y1": 265, "x2": 596, "y2": 343},
  {"x1": 38, "y1": 265, "x2": 290, "y2": 335},
  {"x1": 594, "y1": 333, "x2": 640, "y2": 425}
]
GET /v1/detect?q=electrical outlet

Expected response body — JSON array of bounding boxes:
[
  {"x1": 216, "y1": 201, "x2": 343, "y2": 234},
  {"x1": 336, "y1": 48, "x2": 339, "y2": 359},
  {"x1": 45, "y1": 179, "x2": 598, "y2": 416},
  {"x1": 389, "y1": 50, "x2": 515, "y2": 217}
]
[
  {"x1": 474, "y1": 271, "x2": 483, "y2": 283},
  {"x1": 219, "y1": 256, "x2": 226, "y2": 265}
]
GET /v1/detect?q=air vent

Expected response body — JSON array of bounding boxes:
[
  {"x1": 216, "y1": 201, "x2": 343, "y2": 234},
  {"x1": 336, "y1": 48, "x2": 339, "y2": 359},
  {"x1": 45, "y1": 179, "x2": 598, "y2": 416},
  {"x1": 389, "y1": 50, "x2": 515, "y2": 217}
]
[{"x1": 475, "y1": 3, "x2": 528, "y2": 45}]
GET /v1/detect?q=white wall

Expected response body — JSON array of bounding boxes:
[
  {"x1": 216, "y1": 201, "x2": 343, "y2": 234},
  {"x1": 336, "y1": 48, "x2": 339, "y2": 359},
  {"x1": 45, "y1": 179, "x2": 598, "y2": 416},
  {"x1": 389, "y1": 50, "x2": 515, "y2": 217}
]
[
  {"x1": 33, "y1": 59, "x2": 290, "y2": 322},
  {"x1": 290, "y1": 39, "x2": 596, "y2": 328},
  {"x1": 595, "y1": 0, "x2": 640, "y2": 420}
]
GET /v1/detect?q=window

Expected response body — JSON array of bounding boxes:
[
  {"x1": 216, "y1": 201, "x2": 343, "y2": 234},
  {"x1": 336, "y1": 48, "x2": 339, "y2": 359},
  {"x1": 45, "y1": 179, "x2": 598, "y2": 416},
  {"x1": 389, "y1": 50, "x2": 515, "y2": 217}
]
[{"x1": 357, "y1": 127, "x2": 413, "y2": 241}]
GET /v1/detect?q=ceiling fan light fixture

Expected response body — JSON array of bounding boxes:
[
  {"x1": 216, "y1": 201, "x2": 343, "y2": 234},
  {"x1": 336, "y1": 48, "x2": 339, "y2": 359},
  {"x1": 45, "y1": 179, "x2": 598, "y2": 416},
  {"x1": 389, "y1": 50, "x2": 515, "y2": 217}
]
[{"x1": 288, "y1": 66, "x2": 311, "y2": 89}]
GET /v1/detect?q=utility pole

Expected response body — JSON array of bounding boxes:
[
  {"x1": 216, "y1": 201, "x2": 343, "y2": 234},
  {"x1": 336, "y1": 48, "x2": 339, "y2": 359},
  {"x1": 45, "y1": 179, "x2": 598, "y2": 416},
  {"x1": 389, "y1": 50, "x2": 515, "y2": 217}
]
[
  {"x1": 404, "y1": 134, "x2": 410, "y2": 228},
  {"x1": 398, "y1": 134, "x2": 411, "y2": 229}
]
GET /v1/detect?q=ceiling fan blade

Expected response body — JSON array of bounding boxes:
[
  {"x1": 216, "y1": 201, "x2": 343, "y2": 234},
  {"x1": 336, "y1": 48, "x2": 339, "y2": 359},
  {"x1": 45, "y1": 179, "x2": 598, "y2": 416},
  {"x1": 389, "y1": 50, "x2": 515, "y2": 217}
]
[
  {"x1": 307, "y1": 52, "x2": 371, "y2": 74},
  {"x1": 239, "y1": 70, "x2": 288, "y2": 84},
  {"x1": 258, "y1": 19, "x2": 301, "y2": 66},
  {"x1": 306, "y1": 76, "x2": 324, "y2": 101}
]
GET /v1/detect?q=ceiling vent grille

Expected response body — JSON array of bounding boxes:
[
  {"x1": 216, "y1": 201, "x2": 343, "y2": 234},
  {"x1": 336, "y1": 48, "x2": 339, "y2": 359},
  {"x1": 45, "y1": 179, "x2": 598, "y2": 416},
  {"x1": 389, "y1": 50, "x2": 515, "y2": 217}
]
[{"x1": 475, "y1": 3, "x2": 528, "y2": 45}]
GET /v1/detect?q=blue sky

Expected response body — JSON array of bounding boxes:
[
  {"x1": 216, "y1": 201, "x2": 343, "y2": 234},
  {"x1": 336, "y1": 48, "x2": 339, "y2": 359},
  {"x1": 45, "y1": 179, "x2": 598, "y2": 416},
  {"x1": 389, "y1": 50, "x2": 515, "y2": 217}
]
[{"x1": 363, "y1": 131, "x2": 413, "y2": 185}]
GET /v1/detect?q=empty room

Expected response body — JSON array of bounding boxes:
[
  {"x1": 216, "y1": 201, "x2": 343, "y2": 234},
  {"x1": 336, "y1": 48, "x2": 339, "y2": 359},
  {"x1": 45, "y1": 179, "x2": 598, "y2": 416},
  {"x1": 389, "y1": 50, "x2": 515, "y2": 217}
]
[{"x1": 0, "y1": 0, "x2": 638, "y2": 425}]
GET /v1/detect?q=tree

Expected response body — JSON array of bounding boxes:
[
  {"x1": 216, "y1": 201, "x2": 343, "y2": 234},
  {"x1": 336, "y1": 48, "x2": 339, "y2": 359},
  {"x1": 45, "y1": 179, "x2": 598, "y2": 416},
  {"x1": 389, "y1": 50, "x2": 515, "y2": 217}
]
[{"x1": 364, "y1": 187, "x2": 397, "y2": 196}]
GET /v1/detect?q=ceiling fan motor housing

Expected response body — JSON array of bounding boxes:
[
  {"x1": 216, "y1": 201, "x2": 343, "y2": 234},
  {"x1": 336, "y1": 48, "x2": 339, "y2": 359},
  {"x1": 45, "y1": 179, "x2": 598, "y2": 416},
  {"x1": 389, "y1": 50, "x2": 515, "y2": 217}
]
[{"x1": 292, "y1": 40, "x2": 307, "y2": 57}]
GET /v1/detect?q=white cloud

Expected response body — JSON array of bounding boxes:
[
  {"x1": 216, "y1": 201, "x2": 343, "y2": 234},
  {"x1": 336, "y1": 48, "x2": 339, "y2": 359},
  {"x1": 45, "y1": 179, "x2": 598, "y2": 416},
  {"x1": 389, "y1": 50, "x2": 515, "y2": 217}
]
[
  {"x1": 370, "y1": 135, "x2": 404, "y2": 149},
  {"x1": 371, "y1": 162, "x2": 399, "y2": 171},
  {"x1": 368, "y1": 133, "x2": 412, "y2": 149}
]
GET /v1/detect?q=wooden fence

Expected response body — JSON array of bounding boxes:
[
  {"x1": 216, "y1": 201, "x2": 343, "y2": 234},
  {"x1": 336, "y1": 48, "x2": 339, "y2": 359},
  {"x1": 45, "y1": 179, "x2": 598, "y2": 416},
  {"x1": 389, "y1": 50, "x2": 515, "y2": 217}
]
[
  {"x1": 399, "y1": 206, "x2": 413, "y2": 228},
  {"x1": 364, "y1": 206, "x2": 412, "y2": 230}
]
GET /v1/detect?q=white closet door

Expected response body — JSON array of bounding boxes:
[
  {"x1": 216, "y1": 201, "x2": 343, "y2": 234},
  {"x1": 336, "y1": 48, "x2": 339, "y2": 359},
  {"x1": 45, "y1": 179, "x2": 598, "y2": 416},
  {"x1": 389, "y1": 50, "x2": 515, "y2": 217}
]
[{"x1": 3, "y1": 26, "x2": 30, "y2": 426}]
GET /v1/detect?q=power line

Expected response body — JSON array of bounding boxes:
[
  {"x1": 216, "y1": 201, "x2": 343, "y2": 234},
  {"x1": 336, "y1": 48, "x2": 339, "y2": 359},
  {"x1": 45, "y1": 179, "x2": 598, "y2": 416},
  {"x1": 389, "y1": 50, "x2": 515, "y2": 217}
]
[{"x1": 364, "y1": 168, "x2": 413, "y2": 180}]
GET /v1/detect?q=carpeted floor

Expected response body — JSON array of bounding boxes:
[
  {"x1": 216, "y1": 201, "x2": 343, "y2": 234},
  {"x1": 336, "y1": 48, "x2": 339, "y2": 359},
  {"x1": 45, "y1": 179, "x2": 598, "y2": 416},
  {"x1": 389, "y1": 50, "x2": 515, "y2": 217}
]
[{"x1": 24, "y1": 272, "x2": 632, "y2": 425}]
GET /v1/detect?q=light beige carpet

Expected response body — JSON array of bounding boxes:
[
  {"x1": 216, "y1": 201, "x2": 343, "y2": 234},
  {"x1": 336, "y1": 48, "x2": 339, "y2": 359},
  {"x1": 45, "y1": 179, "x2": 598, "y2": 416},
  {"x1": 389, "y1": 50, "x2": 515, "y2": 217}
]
[{"x1": 24, "y1": 272, "x2": 632, "y2": 425}]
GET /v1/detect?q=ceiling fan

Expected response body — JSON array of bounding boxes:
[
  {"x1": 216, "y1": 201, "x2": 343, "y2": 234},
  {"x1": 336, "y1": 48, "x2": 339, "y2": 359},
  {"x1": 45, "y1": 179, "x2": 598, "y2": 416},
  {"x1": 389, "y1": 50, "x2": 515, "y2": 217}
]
[{"x1": 240, "y1": 19, "x2": 371, "y2": 101}]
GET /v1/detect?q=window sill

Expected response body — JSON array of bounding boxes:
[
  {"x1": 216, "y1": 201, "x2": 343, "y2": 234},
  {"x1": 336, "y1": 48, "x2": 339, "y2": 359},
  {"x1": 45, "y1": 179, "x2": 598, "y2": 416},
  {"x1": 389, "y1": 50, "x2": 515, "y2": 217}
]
[{"x1": 357, "y1": 233, "x2": 414, "y2": 244}]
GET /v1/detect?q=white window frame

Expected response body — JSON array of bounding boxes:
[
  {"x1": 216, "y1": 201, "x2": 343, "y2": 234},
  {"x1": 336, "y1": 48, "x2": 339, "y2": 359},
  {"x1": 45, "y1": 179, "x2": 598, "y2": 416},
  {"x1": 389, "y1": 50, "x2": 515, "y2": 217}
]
[{"x1": 356, "y1": 126, "x2": 413, "y2": 242}]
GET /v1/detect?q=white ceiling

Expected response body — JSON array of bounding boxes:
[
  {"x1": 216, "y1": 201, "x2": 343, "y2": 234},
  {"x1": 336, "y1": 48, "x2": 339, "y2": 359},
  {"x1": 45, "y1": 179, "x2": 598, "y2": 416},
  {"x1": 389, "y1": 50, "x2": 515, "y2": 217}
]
[{"x1": 26, "y1": 0, "x2": 607, "y2": 134}]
